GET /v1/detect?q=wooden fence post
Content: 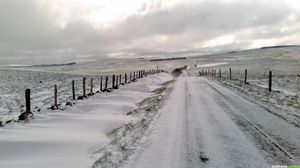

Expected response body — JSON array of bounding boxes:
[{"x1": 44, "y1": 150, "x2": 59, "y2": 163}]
[
  {"x1": 105, "y1": 76, "x2": 108, "y2": 90},
  {"x1": 112, "y1": 75, "x2": 115, "y2": 89},
  {"x1": 116, "y1": 76, "x2": 119, "y2": 88},
  {"x1": 100, "y1": 77, "x2": 103, "y2": 92},
  {"x1": 125, "y1": 73, "x2": 127, "y2": 84},
  {"x1": 90, "y1": 78, "x2": 93, "y2": 94},
  {"x1": 130, "y1": 72, "x2": 132, "y2": 82},
  {"x1": 72, "y1": 80, "x2": 75, "y2": 100},
  {"x1": 119, "y1": 74, "x2": 122, "y2": 85},
  {"x1": 229, "y1": 68, "x2": 232, "y2": 80},
  {"x1": 244, "y1": 69, "x2": 248, "y2": 84},
  {"x1": 83, "y1": 77, "x2": 86, "y2": 97},
  {"x1": 219, "y1": 69, "x2": 221, "y2": 78},
  {"x1": 54, "y1": 84, "x2": 58, "y2": 107},
  {"x1": 25, "y1": 89, "x2": 31, "y2": 112},
  {"x1": 133, "y1": 72, "x2": 136, "y2": 81},
  {"x1": 269, "y1": 71, "x2": 272, "y2": 92}
]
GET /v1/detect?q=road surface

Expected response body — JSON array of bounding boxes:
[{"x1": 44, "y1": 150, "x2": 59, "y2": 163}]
[{"x1": 122, "y1": 76, "x2": 300, "y2": 168}]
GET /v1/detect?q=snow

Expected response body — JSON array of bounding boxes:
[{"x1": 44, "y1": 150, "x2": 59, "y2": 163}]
[
  {"x1": 1, "y1": 46, "x2": 300, "y2": 167},
  {"x1": 196, "y1": 62, "x2": 228, "y2": 68},
  {"x1": 120, "y1": 75, "x2": 300, "y2": 167},
  {"x1": 201, "y1": 78, "x2": 300, "y2": 164},
  {"x1": 0, "y1": 73, "x2": 173, "y2": 168},
  {"x1": 0, "y1": 68, "x2": 104, "y2": 120},
  {"x1": 206, "y1": 74, "x2": 300, "y2": 128},
  {"x1": 122, "y1": 76, "x2": 275, "y2": 168},
  {"x1": 122, "y1": 74, "x2": 188, "y2": 168}
]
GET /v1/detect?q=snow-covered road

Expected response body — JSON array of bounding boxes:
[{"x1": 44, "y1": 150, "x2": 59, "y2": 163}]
[{"x1": 122, "y1": 76, "x2": 300, "y2": 168}]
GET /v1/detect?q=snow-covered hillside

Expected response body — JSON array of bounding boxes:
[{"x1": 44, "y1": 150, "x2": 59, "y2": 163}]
[
  {"x1": 0, "y1": 46, "x2": 300, "y2": 167},
  {"x1": 0, "y1": 69, "x2": 104, "y2": 122},
  {"x1": 0, "y1": 72, "x2": 173, "y2": 168}
]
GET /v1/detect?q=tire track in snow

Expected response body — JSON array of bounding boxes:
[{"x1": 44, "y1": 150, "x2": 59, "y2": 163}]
[
  {"x1": 184, "y1": 79, "x2": 207, "y2": 168},
  {"x1": 186, "y1": 77, "x2": 269, "y2": 168},
  {"x1": 122, "y1": 78, "x2": 188, "y2": 168},
  {"x1": 122, "y1": 76, "x2": 270, "y2": 168},
  {"x1": 201, "y1": 77, "x2": 300, "y2": 165}
]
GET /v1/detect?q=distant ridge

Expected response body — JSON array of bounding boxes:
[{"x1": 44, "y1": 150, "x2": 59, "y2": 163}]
[
  {"x1": 260, "y1": 45, "x2": 300, "y2": 50},
  {"x1": 32, "y1": 62, "x2": 76, "y2": 67},
  {"x1": 150, "y1": 57, "x2": 186, "y2": 62},
  {"x1": 6, "y1": 62, "x2": 76, "y2": 68}
]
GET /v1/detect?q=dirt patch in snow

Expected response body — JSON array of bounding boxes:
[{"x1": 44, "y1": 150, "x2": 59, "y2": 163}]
[{"x1": 171, "y1": 66, "x2": 187, "y2": 77}]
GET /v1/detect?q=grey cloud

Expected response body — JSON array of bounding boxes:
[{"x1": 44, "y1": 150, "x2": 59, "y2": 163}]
[
  {"x1": 70, "y1": 0, "x2": 296, "y2": 56},
  {"x1": 112, "y1": 1, "x2": 293, "y2": 42},
  {"x1": 0, "y1": 0, "x2": 62, "y2": 51},
  {"x1": 0, "y1": 0, "x2": 300, "y2": 65}
]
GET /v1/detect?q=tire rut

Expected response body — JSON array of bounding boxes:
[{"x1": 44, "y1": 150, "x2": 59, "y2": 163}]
[
  {"x1": 202, "y1": 79, "x2": 295, "y2": 165},
  {"x1": 184, "y1": 80, "x2": 210, "y2": 168}
]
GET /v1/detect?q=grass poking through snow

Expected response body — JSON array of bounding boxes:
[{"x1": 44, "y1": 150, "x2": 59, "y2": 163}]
[{"x1": 91, "y1": 80, "x2": 174, "y2": 168}]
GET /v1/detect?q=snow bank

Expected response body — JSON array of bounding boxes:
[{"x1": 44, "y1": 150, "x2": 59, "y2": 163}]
[{"x1": 0, "y1": 73, "x2": 173, "y2": 168}]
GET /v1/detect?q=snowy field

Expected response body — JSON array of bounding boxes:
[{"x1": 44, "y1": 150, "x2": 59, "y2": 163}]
[
  {"x1": 0, "y1": 72, "x2": 173, "y2": 167},
  {"x1": 0, "y1": 46, "x2": 300, "y2": 167},
  {"x1": 0, "y1": 69, "x2": 106, "y2": 122},
  {"x1": 191, "y1": 46, "x2": 300, "y2": 128},
  {"x1": 0, "y1": 56, "x2": 191, "y2": 123},
  {"x1": 211, "y1": 74, "x2": 300, "y2": 128}
]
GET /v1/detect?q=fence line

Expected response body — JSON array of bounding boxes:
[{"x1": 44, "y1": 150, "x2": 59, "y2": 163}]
[
  {"x1": 199, "y1": 67, "x2": 273, "y2": 92},
  {"x1": 0, "y1": 68, "x2": 165, "y2": 126},
  {"x1": 22, "y1": 69, "x2": 163, "y2": 115}
]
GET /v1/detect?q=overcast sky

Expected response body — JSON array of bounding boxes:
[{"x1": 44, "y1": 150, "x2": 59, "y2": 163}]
[{"x1": 0, "y1": 0, "x2": 300, "y2": 64}]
